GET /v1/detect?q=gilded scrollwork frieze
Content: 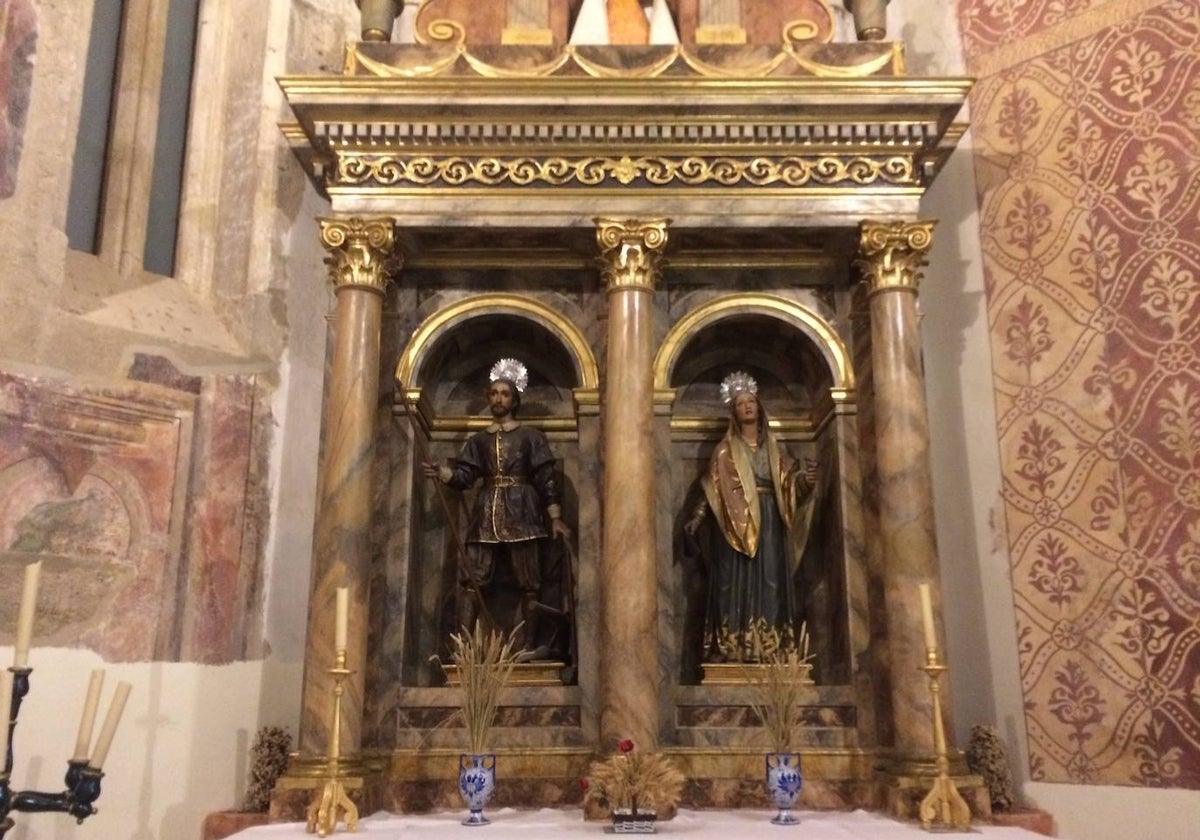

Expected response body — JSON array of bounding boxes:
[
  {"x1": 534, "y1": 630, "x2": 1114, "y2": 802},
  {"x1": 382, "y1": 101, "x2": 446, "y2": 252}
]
[
  {"x1": 595, "y1": 219, "x2": 668, "y2": 293},
  {"x1": 319, "y1": 217, "x2": 400, "y2": 294},
  {"x1": 334, "y1": 152, "x2": 916, "y2": 189},
  {"x1": 854, "y1": 220, "x2": 934, "y2": 296}
]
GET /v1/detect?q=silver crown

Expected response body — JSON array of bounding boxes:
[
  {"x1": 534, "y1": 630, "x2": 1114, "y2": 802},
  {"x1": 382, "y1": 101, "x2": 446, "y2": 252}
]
[
  {"x1": 489, "y1": 358, "x2": 529, "y2": 393},
  {"x1": 720, "y1": 370, "x2": 758, "y2": 404}
]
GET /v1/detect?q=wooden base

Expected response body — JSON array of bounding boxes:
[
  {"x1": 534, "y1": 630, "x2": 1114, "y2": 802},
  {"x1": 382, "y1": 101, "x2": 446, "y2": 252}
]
[
  {"x1": 442, "y1": 661, "x2": 566, "y2": 686},
  {"x1": 700, "y1": 662, "x2": 814, "y2": 685}
]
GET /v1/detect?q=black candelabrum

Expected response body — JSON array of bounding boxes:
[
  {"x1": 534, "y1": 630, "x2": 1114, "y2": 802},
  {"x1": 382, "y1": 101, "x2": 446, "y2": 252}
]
[{"x1": 0, "y1": 667, "x2": 105, "y2": 838}]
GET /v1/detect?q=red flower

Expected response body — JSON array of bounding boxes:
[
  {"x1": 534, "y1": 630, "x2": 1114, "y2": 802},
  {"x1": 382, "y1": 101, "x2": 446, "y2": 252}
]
[
  {"x1": 618, "y1": 739, "x2": 635, "y2": 754},
  {"x1": 580, "y1": 778, "x2": 590, "y2": 792}
]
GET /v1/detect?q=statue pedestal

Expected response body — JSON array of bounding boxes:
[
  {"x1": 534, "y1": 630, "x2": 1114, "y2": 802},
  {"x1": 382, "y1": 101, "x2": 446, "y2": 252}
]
[
  {"x1": 442, "y1": 661, "x2": 567, "y2": 687},
  {"x1": 700, "y1": 662, "x2": 814, "y2": 686}
]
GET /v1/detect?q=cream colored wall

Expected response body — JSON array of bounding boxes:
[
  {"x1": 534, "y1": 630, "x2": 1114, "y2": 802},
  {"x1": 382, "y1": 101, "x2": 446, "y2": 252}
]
[
  {"x1": 0, "y1": 647, "x2": 302, "y2": 840},
  {"x1": 904, "y1": 1, "x2": 1200, "y2": 838}
]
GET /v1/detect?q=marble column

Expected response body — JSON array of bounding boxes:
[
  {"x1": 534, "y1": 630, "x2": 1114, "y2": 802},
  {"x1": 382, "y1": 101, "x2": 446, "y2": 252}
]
[
  {"x1": 853, "y1": 221, "x2": 953, "y2": 768},
  {"x1": 299, "y1": 217, "x2": 399, "y2": 761},
  {"x1": 596, "y1": 219, "x2": 667, "y2": 750}
]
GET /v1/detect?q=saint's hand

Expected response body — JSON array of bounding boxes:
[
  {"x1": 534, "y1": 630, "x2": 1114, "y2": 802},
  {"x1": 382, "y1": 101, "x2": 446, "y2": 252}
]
[
  {"x1": 551, "y1": 518, "x2": 572, "y2": 541},
  {"x1": 803, "y1": 457, "x2": 819, "y2": 487},
  {"x1": 421, "y1": 461, "x2": 441, "y2": 479}
]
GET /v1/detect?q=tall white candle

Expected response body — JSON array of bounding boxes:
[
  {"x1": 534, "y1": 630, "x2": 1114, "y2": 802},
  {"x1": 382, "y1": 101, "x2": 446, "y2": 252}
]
[
  {"x1": 0, "y1": 670, "x2": 12, "y2": 765},
  {"x1": 72, "y1": 670, "x2": 106, "y2": 762},
  {"x1": 335, "y1": 587, "x2": 349, "y2": 652},
  {"x1": 12, "y1": 561, "x2": 41, "y2": 668},
  {"x1": 918, "y1": 583, "x2": 937, "y2": 651},
  {"x1": 88, "y1": 681, "x2": 132, "y2": 769}
]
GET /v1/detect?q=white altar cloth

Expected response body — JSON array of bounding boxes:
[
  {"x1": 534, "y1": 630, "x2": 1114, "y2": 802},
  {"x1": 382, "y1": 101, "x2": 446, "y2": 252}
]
[{"x1": 226, "y1": 808, "x2": 1060, "y2": 840}]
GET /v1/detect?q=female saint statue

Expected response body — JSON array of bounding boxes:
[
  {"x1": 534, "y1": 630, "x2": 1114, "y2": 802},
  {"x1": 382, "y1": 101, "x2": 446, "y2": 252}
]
[{"x1": 685, "y1": 372, "x2": 818, "y2": 663}]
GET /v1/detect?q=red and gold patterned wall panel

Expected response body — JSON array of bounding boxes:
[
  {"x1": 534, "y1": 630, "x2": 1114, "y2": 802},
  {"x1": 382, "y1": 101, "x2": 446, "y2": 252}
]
[{"x1": 958, "y1": 0, "x2": 1200, "y2": 786}]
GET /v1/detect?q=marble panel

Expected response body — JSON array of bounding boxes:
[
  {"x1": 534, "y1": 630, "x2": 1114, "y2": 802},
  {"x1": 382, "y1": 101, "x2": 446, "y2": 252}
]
[
  {"x1": 334, "y1": 195, "x2": 924, "y2": 234},
  {"x1": 178, "y1": 374, "x2": 271, "y2": 663}
]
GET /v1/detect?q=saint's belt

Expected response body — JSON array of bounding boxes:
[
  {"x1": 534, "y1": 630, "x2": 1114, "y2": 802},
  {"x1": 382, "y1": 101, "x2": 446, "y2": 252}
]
[{"x1": 485, "y1": 476, "x2": 528, "y2": 487}]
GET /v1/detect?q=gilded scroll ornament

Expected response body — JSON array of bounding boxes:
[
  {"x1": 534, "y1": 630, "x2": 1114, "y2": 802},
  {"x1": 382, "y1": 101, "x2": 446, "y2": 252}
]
[
  {"x1": 853, "y1": 220, "x2": 934, "y2": 296},
  {"x1": 319, "y1": 217, "x2": 399, "y2": 293},
  {"x1": 335, "y1": 153, "x2": 915, "y2": 189},
  {"x1": 595, "y1": 219, "x2": 668, "y2": 292}
]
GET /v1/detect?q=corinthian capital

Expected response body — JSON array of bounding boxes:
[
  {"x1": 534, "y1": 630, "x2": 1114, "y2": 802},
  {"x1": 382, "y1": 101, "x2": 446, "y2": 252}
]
[
  {"x1": 319, "y1": 217, "x2": 400, "y2": 294},
  {"x1": 595, "y1": 218, "x2": 669, "y2": 293},
  {"x1": 854, "y1": 221, "x2": 934, "y2": 297}
]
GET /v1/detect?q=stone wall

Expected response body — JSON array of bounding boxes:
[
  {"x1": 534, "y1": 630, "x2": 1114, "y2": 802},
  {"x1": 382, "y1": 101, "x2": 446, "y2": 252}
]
[{"x1": 0, "y1": 0, "x2": 356, "y2": 835}]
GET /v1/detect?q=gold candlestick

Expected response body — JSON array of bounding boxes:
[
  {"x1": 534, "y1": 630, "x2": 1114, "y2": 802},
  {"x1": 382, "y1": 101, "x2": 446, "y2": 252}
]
[
  {"x1": 918, "y1": 648, "x2": 970, "y2": 831},
  {"x1": 305, "y1": 650, "x2": 359, "y2": 837}
]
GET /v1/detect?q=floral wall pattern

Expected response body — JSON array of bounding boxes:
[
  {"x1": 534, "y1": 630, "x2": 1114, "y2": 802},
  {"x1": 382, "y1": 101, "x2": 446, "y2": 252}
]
[{"x1": 958, "y1": 0, "x2": 1200, "y2": 787}]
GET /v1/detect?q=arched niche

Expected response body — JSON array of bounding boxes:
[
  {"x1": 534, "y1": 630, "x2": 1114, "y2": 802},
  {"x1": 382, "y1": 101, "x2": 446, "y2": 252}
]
[
  {"x1": 397, "y1": 294, "x2": 599, "y2": 421},
  {"x1": 655, "y1": 294, "x2": 855, "y2": 685},
  {"x1": 391, "y1": 295, "x2": 598, "y2": 691}
]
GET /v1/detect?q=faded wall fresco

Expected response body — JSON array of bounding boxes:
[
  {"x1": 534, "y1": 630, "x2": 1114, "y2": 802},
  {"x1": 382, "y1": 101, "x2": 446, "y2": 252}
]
[
  {"x1": 958, "y1": 0, "x2": 1200, "y2": 786},
  {"x1": 0, "y1": 364, "x2": 272, "y2": 663},
  {"x1": 0, "y1": 0, "x2": 35, "y2": 198}
]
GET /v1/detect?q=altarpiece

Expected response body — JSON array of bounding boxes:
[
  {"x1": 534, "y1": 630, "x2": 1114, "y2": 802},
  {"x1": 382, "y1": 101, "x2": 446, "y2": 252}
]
[{"x1": 278, "y1": 0, "x2": 979, "y2": 820}]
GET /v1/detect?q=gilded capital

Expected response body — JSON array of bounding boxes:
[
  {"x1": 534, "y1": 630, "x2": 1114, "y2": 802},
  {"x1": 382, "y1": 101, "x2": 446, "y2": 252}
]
[
  {"x1": 595, "y1": 219, "x2": 668, "y2": 293},
  {"x1": 854, "y1": 221, "x2": 934, "y2": 297},
  {"x1": 319, "y1": 217, "x2": 399, "y2": 294}
]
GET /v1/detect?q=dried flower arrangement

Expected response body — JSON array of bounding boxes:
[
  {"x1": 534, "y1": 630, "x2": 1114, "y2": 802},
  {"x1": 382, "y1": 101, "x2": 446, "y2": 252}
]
[
  {"x1": 748, "y1": 622, "x2": 815, "y2": 753},
  {"x1": 243, "y1": 726, "x2": 292, "y2": 812},
  {"x1": 431, "y1": 623, "x2": 523, "y2": 753},
  {"x1": 582, "y1": 740, "x2": 685, "y2": 816}
]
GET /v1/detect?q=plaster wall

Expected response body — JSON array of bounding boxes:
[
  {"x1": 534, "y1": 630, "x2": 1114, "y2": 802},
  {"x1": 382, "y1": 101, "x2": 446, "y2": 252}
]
[{"x1": 0, "y1": 0, "x2": 356, "y2": 836}]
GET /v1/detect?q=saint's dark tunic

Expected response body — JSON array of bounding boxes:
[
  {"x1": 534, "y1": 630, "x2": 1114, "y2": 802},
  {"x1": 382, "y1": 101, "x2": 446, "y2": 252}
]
[{"x1": 444, "y1": 423, "x2": 560, "y2": 544}]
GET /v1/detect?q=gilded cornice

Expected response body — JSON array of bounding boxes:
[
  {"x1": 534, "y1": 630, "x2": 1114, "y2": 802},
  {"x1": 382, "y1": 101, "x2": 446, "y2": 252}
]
[
  {"x1": 854, "y1": 221, "x2": 934, "y2": 297},
  {"x1": 280, "y1": 49, "x2": 971, "y2": 224},
  {"x1": 319, "y1": 217, "x2": 399, "y2": 293},
  {"x1": 281, "y1": 76, "x2": 969, "y2": 193},
  {"x1": 595, "y1": 219, "x2": 668, "y2": 293}
]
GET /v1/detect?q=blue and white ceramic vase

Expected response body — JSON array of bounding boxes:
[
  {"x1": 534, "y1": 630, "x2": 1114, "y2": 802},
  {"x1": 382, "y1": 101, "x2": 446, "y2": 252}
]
[
  {"x1": 765, "y1": 752, "x2": 802, "y2": 825},
  {"x1": 459, "y1": 753, "x2": 497, "y2": 826}
]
